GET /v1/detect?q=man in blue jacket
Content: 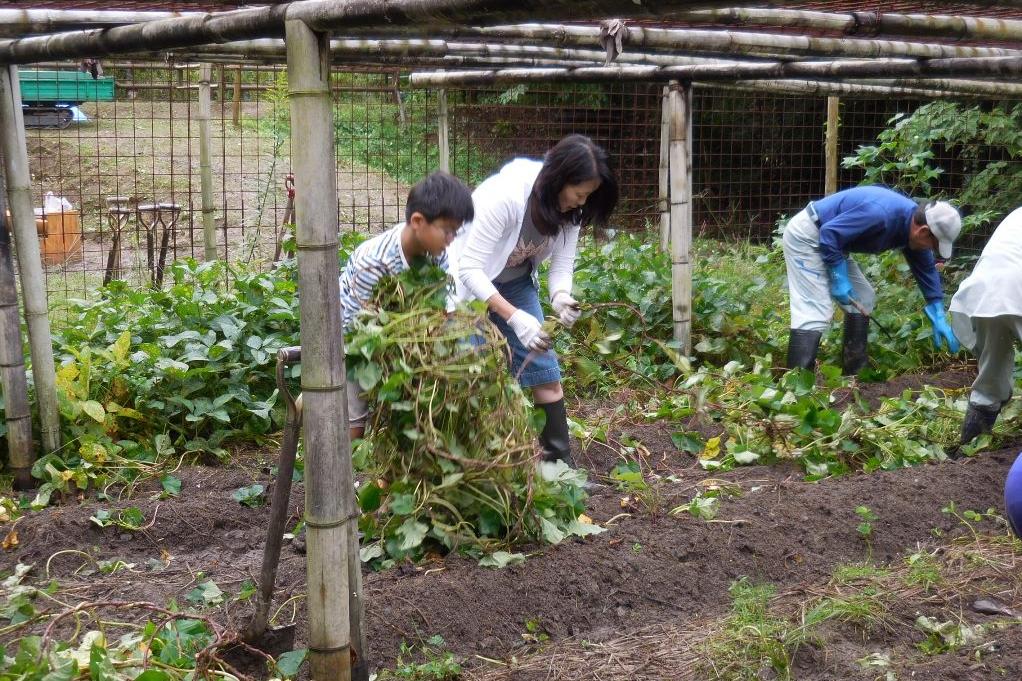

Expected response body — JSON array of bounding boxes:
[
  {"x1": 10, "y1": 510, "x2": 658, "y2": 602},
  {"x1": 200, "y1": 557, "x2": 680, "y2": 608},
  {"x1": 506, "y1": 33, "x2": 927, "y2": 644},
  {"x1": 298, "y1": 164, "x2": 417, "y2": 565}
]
[{"x1": 782, "y1": 185, "x2": 962, "y2": 374}]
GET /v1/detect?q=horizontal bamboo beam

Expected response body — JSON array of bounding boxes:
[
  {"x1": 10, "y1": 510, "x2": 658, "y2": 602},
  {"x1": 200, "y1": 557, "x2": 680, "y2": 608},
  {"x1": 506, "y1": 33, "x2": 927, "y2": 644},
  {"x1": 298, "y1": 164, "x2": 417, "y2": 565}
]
[
  {"x1": 408, "y1": 56, "x2": 1022, "y2": 85},
  {"x1": 673, "y1": 8, "x2": 1022, "y2": 44},
  {"x1": 0, "y1": 0, "x2": 769, "y2": 65},
  {"x1": 0, "y1": 10, "x2": 199, "y2": 37},
  {"x1": 722, "y1": 79, "x2": 986, "y2": 100},
  {"x1": 158, "y1": 36, "x2": 794, "y2": 67},
  {"x1": 477, "y1": 23, "x2": 1021, "y2": 59}
]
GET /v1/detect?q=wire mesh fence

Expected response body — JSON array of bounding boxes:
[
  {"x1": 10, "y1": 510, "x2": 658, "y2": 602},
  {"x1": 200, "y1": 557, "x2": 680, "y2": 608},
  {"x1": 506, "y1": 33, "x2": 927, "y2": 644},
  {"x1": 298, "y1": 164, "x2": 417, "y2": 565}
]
[{"x1": 8, "y1": 60, "x2": 1020, "y2": 303}]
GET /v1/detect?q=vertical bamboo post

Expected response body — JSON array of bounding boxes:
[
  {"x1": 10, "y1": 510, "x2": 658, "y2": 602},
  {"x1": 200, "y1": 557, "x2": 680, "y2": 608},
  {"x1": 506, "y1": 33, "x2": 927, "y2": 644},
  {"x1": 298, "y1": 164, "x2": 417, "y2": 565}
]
[
  {"x1": 0, "y1": 171, "x2": 34, "y2": 490},
  {"x1": 232, "y1": 66, "x2": 242, "y2": 127},
  {"x1": 825, "y1": 96, "x2": 840, "y2": 195},
  {"x1": 438, "y1": 86, "x2": 450, "y2": 173},
  {"x1": 668, "y1": 81, "x2": 693, "y2": 353},
  {"x1": 198, "y1": 63, "x2": 217, "y2": 261},
  {"x1": 0, "y1": 65, "x2": 60, "y2": 455},
  {"x1": 285, "y1": 20, "x2": 358, "y2": 681},
  {"x1": 658, "y1": 84, "x2": 670, "y2": 251}
]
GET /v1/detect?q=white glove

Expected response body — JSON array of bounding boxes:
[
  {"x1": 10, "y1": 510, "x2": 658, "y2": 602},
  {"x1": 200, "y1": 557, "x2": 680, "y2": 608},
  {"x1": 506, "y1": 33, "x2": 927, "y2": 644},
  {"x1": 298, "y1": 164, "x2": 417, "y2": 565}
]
[
  {"x1": 507, "y1": 309, "x2": 552, "y2": 352},
  {"x1": 551, "y1": 290, "x2": 581, "y2": 328}
]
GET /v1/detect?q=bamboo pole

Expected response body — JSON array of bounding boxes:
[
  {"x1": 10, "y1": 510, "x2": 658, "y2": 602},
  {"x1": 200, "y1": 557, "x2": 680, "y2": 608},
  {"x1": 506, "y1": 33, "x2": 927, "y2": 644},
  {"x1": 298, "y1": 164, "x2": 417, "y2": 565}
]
[
  {"x1": 198, "y1": 63, "x2": 217, "y2": 261},
  {"x1": 413, "y1": 23, "x2": 1021, "y2": 60},
  {"x1": 285, "y1": 19, "x2": 358, "y2": 681},
  {"x1": 825, "y1": 97, "x2": 839, "y2": 196},
  {"x1": 408, "y1": 57, "x2": 1022, "y2": 86},
  {"x1": 658, "y1": 85, "x2": 670, "y2": 252},
  {"x1": 158, "y1": 36, "x2": 789, "y2": 67},
  {"x1": 667, "y1": 81, "x2": 692, "y2": 353},
  {"x1": 0, "y1": 0, "x2": 767, "y2": 65},
  {"x1": 0, "y1": 9, "x2": 197, "y2": 37},
  {"x1": 0, "y1": 169, "x2": 34, "y2": 490},
  {"x1": 672, "y1": 8, "x2": 1022, "y2": 44},
  {"x1": 720, "y1": 79, "x2": 985, "y2": 100},
  {"x1": 438, "y1": 85, "x2": 450, "y2": 173},
  {"x1": 0, "y1": 65, "x2": 60, "y2": 457}
]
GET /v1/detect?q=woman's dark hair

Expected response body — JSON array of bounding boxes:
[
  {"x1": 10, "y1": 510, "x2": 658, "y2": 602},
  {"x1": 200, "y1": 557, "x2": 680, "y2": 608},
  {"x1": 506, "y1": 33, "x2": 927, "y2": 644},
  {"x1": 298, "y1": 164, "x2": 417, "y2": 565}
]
[{"x1": 529, "y1": 134, "x2": 618, "y2": 236}]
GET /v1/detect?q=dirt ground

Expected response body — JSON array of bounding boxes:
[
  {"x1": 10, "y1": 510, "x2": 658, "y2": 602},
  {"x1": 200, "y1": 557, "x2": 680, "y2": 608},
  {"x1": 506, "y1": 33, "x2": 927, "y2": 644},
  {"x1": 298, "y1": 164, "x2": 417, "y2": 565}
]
[
  {"x1": 26, "y1": 100, "x2": 407, "y2": 295},
  {"x1": 3, "y1": 367, "x2": 1022, "y2": 679}
]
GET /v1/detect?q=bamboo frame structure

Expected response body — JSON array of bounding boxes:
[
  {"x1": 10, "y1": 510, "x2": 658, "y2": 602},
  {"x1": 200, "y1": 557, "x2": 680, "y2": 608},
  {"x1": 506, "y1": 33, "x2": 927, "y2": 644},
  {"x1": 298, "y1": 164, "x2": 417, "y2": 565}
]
[
  {"x1": 667, "y1": 81, "x2": 692, "y2": 353},
  {"x1": 825, "y1": 97, "x2": 839, "y2": 196},
  {"x1": 0, "y1": 65, "x2": 60, "y2": 458},
  {"x1": 0, "y1": 0, "x2": 770, "y2": 65},
  {"x1": 0, "y1": 171, "x2": 33, "y2": 490},
  {"x1": 198, "y1": 63, "x2": 217, "y2": 262}
]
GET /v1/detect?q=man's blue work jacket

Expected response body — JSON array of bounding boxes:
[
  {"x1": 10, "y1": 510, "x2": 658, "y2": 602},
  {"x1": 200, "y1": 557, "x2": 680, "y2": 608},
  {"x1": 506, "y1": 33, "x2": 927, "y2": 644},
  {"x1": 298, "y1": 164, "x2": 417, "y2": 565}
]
[{"x1": 812, "y1": 185, "x2": 943, "y2": 304}]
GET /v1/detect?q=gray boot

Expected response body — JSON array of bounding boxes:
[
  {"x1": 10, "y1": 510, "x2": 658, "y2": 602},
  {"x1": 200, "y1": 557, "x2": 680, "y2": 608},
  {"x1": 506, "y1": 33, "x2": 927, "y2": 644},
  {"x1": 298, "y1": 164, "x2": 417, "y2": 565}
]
[
  {"x1": 786, "y1": 329, "x2": 822, "y2": 370},
  {"x1": 842, "y1": 314, "x2": 869, "y2": 376}
]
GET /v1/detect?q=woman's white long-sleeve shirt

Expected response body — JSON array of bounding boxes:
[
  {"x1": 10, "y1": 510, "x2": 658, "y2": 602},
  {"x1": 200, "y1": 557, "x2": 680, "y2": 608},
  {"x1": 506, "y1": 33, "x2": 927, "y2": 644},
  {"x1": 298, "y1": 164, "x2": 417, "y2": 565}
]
[
  {"x1": 447, "y1": 158, "x2": 580, "y2": 304},
  {"x1": 949, "y1": 206, "x2": 1022, "y2": 349}
]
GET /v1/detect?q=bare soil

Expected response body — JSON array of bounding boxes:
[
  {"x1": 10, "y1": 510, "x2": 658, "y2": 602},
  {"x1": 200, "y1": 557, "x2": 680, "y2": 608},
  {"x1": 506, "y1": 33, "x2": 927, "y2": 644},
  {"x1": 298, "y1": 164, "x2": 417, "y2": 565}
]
[
  {"x1": 26, "y1": 100, "x2": 407, "y2": 294},
  {"x1": 3, "y1": 368, "x2": 1021, "y2": 680}
]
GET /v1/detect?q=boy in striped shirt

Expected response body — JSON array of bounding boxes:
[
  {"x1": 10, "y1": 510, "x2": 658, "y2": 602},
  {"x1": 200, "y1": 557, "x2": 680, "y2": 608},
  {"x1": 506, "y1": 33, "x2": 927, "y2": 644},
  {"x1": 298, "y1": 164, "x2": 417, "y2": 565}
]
[{"x1": 339, "y1": 170, "x2": 474, "y2": 440}]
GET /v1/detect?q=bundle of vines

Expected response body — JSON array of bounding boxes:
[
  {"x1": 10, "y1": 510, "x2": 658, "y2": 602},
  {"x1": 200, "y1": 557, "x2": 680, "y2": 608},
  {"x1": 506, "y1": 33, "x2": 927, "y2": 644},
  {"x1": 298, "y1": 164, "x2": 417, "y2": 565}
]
[{"x1": 345, "y1": 262, "x2": 602, "y2": 567}]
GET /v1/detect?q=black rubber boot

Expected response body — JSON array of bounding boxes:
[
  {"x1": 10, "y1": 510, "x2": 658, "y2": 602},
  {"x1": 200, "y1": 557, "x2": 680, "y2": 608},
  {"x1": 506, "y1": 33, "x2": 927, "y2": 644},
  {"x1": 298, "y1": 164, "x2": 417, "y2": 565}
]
[
  {"x1": 538, "y1": 398, "x2": 574, "y2": 467},
  {"x1": 958, "y1": 402, "x2": 1001, "y2": 452},
  {"x1": 842, "y1": 313, "x2": 870, "y2": 376},
  {"x1": 786, "y1": 329, "x2": 822, "y2": 370}
]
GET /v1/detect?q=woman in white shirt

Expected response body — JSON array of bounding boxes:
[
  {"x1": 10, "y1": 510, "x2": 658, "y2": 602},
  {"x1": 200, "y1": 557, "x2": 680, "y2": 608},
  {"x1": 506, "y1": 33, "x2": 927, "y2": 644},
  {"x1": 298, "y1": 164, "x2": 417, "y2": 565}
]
[{"x1": 448, "y1": 135, "x2": 618, "y2": 466}]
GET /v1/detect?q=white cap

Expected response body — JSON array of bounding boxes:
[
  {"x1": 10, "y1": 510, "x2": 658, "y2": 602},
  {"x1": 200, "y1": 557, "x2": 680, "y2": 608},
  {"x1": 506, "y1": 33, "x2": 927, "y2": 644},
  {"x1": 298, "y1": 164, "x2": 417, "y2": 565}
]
[{"x1": 925, "y1": 201, "x2": 962, "y2": 259}]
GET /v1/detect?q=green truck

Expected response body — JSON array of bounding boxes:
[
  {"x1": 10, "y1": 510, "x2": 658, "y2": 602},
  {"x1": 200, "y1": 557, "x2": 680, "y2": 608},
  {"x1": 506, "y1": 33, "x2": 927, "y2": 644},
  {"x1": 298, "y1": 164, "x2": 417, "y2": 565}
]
[{"x1": 18, "y1": 69, "x2": 116, "y2": 128}]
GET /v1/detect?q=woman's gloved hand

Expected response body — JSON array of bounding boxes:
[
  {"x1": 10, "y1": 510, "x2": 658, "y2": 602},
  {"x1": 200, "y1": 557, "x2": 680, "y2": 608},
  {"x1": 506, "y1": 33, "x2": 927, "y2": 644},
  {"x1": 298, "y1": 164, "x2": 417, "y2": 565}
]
[
  {"x1": 550, "y1": 290, "x2": 582, "y2": 328},
  {"x1": 508, "y1": 309, "x2": 552, "y2": 352},
  {"x1": 923, "y1": 300, "x2": 960, "y2": 353}
]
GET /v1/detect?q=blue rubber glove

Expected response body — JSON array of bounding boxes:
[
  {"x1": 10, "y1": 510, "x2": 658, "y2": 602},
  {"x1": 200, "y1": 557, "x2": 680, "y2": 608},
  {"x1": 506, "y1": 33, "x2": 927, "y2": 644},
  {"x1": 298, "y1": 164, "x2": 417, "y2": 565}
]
[
  {"x1": 827, "y1": 259, "x2": 856, "y2": 306},
  {"x1": 923, "y1": 300, "x2": 960, "y2": 353}
]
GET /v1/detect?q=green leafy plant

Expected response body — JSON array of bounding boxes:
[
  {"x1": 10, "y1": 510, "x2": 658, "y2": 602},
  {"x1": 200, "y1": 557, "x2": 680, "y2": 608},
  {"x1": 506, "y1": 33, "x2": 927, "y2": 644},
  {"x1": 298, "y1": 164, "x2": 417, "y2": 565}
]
[
  {"x1": 90, "y1": 507, "x2": 147, "y2": 531},
  {"x1": 843, "y1": 101, "x2": 1022, "y2": 233},
  {"x1": 376, "y1": 635, "x2": 461, "y2": 681},
  {"x1": 347, "y1": 262, "x2": 602, "y2": 567},
  {"x1": 855, "y1": 505, "x2": 878, "y2": 540},
  {"x1": 232, "y1": 484, "x2": 267, "y2": 508}
]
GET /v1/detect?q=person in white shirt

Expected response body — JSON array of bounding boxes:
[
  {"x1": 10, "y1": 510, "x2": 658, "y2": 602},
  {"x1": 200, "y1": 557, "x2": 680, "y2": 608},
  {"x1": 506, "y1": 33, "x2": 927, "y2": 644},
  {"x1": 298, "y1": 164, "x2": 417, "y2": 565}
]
[
  {"x1": 949, "y1": 207, "x2": 1022, "y2": 454},
  {"x1": 448, "y1": 135, "x2": 618, "y2": 466}
]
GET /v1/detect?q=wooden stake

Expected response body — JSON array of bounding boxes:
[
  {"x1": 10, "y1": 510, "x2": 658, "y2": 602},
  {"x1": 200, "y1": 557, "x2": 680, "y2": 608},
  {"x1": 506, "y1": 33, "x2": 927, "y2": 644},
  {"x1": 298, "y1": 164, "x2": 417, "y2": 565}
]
[
  {"x1": 232, "y1": 66, "x2": 242, "y2": 127},
  {"x1": 438, "y1": 85, "x2": 450, "y2": 173},
  {"x1": 0, "y1": 65, "x2": 61, "y2": 456},
  {"x1": 825, "y1": 96, "x2": 839, "y2": 196},
  {"x1": 0, "y1": 173, "x2": 34, "y2": 490},
  {"x1": 198, "y1": 63, "x2": 217, "y2": 261},
  {"x1": 668, "y1": 81, "x2": 692, "y2": 353},
  {"x1": 285, "y1": 19, "x2": 359, "y2": 681},
  {"x1": 658, "y1": 84, "x2": 669, "y2": 252}
]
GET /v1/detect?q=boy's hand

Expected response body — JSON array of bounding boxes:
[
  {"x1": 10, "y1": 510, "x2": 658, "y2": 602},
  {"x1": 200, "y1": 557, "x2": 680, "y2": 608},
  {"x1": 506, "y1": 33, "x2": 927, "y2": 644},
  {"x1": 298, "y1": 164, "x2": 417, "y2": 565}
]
[
  {"x1": 551, "y1": 291, "x2": 581, "y2": 328},
  {"x1": 508, "y1": 310, "x2": 552, "y2": 351}
]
